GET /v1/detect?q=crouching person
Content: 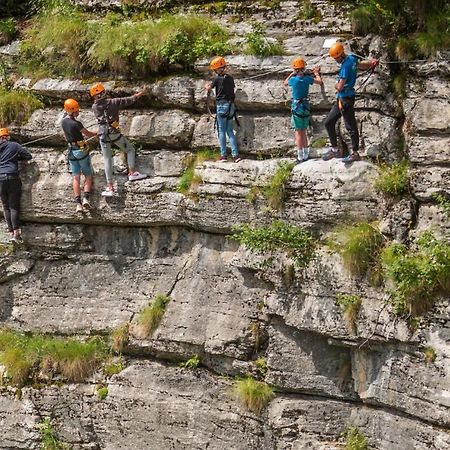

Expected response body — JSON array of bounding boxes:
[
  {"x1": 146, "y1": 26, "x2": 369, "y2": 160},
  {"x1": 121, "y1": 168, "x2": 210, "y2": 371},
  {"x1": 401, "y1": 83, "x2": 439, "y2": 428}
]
[
  {"x1": 0, "y1": 128, "x2": 32, "y2": 243},
  {"x1": 61, "y1": 98, "x2": 97, "y2": 213},
  {"x1": 90, "y1": 83, "x2": 147, "y2": 197}
]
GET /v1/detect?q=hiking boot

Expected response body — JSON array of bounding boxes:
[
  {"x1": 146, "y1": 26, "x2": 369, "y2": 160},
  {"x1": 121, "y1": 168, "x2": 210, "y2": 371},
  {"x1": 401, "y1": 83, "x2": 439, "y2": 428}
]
[
  {"x1": 233, "y1": 155, "x2": 242, "y2": 163},
  {"x1": 82, "y1": 198, "x2": 92, "y2": 210},
  {"x1": 128, "y1": 171, "x2": 147, "y2": 181},
  {"x1": 342, "y1": 153, "x2": 361, "y2": 164},
  {"x1": 218, "y1": 156, "x2": 227, "y2": 162},
  {"x1": 322, "y1": 147, "x2": 340, "y2": 161},
  {"x1": 101, "y1": 187, "x2": 116, "y2": 197}
]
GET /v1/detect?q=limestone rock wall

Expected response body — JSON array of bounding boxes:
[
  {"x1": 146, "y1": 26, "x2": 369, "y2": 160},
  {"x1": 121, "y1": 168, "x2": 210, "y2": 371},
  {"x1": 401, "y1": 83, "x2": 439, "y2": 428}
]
[{"x1": 0, "y1": 1, "x2": 449, "y2": 449}]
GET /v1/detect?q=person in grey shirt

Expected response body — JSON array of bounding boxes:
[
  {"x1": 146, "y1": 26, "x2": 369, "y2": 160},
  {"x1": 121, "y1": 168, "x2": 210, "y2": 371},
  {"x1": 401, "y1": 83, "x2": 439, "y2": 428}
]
[{"x1": 90, "y1": 83, "x2": 147, "y2": 197}]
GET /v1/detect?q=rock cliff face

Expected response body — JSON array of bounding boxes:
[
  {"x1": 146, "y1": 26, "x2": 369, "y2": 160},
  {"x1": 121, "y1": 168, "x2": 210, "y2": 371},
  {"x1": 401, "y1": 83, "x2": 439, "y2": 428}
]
[{"x1": 0, "y1": 1, "x2": 449, "y2": 449}]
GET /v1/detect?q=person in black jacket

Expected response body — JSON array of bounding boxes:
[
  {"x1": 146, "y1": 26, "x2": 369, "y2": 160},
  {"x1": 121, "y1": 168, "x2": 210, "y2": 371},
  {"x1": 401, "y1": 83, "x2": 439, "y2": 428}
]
[
  {"x1": 0, "y1": 128, "x2": 32, "y2": 243},
  {"x1": 90, "y1": 83, "x2": 147, "y2": 197}
]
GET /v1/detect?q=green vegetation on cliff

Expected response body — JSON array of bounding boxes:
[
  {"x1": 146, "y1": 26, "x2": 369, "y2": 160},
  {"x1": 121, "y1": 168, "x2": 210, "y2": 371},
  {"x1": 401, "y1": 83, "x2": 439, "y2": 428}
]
[
  {"x1": 0, "y1": 330, "x2": 108, "y2": 387},
  {"x1": 137, "y1": 294, "x2": 171, "y2": 338},
  {"x1": 20, "y1": 5, "x2": 231, "y2": 77},
  {"x1": 349, "y1": 0, "x2": 450, "y2": 59},
  {"x1": 329, "y1": 222, "x2": 385, "y2": 280},
  {"x1": 335, "y1": 293, "x2": 362, "y2": 334},
  {"x1": 231, "y1": 220, "x2": 316, "y2": 268},
  {"x1": 381, "y1": 232, "x2": 450, "y2": 316},
  {"x1": 374, "y1": 162, "x2": 409, "y2": 197},
  {"x1": 232, "y1": 376, "x2": 274, "y2": 415},
  {"x1": 0, "y1": 87, "x2": 43, "y2": 126}
]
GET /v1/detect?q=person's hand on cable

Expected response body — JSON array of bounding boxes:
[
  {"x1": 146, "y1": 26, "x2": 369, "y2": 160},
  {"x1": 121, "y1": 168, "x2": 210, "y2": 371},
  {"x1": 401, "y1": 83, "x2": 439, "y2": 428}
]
[{"x1": 370, "y1": 58, "x2": 379, "y2": 69}]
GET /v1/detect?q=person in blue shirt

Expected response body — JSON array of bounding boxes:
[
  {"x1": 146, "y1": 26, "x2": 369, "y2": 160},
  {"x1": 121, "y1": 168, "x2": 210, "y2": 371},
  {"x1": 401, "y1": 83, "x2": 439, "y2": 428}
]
[
  {"x1": 284, "y1": 57, "x2": 323, "y2": 163},
  {"x1": 0, "y1": 128, "x2": 32, "y2": 243},
  {"x1": 323, "y1": 42, "x2": 378, "y2": 163}
]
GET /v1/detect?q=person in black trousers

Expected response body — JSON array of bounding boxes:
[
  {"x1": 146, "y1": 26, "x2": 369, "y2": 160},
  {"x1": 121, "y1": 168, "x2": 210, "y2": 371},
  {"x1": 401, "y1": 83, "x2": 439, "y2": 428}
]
[{"x1": 0, "y1": 128, "x2": 32, "y2": 243}]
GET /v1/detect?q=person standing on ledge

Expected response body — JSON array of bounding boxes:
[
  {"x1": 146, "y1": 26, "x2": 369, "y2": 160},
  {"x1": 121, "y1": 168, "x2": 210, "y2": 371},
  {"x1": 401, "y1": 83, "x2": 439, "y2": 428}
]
[
  {"x1": 322, "y1": 42, "x2": 378, "y2": 164},
  {"x1": 61, "y1": 98, "x2": 98, "y2": 213},
  {"x1": 284, "y1": 57, "x2": 323, "y2": 164},
  {"x1": 204, "y1": 56, "x2": 242, "y2": 163},
  {"x1": 90, "y1": 83, "x2": 147, "y2": 197},
  {"x1": 0, "y1": 128, "x2": 32, "y2": 244}
]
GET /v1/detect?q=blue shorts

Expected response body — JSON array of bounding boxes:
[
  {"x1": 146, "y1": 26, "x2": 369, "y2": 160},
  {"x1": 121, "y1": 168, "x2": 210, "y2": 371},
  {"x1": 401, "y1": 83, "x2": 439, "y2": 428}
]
[{"x1": 68, "y1": 148, "x2": 93, "y2": 176}]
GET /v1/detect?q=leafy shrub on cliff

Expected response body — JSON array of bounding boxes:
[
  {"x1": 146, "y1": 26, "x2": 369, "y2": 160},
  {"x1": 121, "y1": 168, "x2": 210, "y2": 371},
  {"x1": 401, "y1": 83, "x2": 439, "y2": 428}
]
[
  {"x1": 0, "y1": 88, "x2": 43, "y2": 126},
  {"x1": 137, "y1": 294, "x2": 171, "y2": 338},
  {"x1": 349, "y1": 0, "x2": 450, "y2": 58},
  {"x1": 343, "y1": 426, "x2": 368, "y2": 450},
  {"x1": 0, "y1": 19, "x2": 17, "y2": 45},
  {"x1": 0, "y1": 330, "x2": 108, "y2": 386},
  {"x1": 336, "y1": 294, "x2": 362, "y2": 334},
  {"x1": 231, "y1": 220, "x2": 316, "y2": 268},
  {"x1": 244, "y1": 23, "x2": 283, "y2": 57},
  {"x1": 21, "y1": 8, "x2": 231, "y2": 77},
  {"x1": 329, "y1": 222, "x2": 385, "y2": 280},
  {"x1": 374, "y1": 162, "x2": 409, "y2": 197},
  {"x1": 381, "y1": 232, "x2": 450, "y2": 316},
  {"x1": 232, "y1": 376, "x2": 274, "y2": 415},
  {"x1": 433, "y1": 193, "x2": 450, "y2": 218},
  {"x1": 38, "y1": 418, "x2": 70, "y2": 450},
  {"x1": 179, "y1": 355, "x2": 200, "y2": 370}
]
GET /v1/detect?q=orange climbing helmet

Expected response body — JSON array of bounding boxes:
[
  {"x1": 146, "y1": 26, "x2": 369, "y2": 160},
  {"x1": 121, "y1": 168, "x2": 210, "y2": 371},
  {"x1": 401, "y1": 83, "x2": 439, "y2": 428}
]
[
  {"x1": 329, "y1": 42, "x2": 345, "y2": 59},
  {"x1": 292, "y1": 57, "x2": 305, "y2": 69},
  {"x1": 0, "y1": 128, "x2": 9, "y2": 138},
  {"x1": 64, "y1": 98, "x2": 80, "y2": 114},
  {"x1": 210, "y1": 56, "x2": 226, "y2": 71},
  {"x1": 89, "y1": 82, "x2": 105, "y2": 97}
]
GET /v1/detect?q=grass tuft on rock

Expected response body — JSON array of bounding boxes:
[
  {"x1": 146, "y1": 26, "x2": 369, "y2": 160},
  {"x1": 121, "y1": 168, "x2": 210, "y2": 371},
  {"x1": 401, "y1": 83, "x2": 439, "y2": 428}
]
[
  {"x1": 433, "y1": 193, "x2": 450, "y2": 218},
  {"x1": 0, "y1": 330, "x2": 108, "y2": 387},
  {"x1": 424, "y1": 346, "x2": 437, "y2": 363},
  {"x1": 231, "y1": 220, "x2": 316, "y2": 268},
  {"x1": 0, "y1": 88, "x2": 43, "y2": 125},
  {"x1": 137, "y1": 294, "x2": 171, "y2": 338},
  {"x1": 374, "y1": 162, "x2": 409, "y2": 197},
  {"x1": 232, "y1": 376, "x2": 274, "y2": 415},
  {"x1": 381, "y1": 232, "x2": 450, "y2": 317},
  {"x1": 329, "y1": 222, "x2": 385, "y2": 279},
  {"x1": 177, "y1": 149, "x2": 219, "y2": 195},
  {"x1": 336, "y1": 294, "x2": 362, "y2": 334},
  {"x1": 110, "y1": 323, "x2": 129, "y2": 354},
  {"x1": 261, "y1": 161, "x2": 295, "y2": 210}
]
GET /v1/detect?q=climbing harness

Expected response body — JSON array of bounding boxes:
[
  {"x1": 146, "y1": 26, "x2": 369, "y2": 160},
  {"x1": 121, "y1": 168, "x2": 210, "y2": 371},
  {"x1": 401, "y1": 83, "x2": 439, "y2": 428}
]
[{"x1": 291, "y1": 98, "x2": 311, "y2": 118}]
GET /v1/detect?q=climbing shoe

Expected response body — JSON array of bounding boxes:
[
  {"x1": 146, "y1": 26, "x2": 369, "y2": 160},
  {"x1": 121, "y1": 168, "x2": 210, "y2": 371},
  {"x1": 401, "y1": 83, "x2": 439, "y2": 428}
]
[
  {"x1": 233, "y1": 156, "x2": 242, "y2": 163},
  {"x1": 82, "y1": 198, "x2": 92, "y2": 210},
  {"x1": 219, "y1": 156, "x2": 227, "y2": 162},
  {"x1": 76, "y1": 203, "x2": 83, "y2": 213},
  {"x1": 128, "y1": 171, "x2": 147, "y2": 181},
  {"x1": 101, "y1": 187, "x2": 116, "y2": 197},
  {"x1": 322, "y1": 147, "x2": 340, "y2": 161},
  {"x1": 342, "y1": 153, "x2": 361, "y2": 164}
]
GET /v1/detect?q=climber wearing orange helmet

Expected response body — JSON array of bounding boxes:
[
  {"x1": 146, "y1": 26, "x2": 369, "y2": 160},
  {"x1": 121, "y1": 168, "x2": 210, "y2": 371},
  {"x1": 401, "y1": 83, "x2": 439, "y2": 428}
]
[
  {"x1": 61, "y1": 98, "x2": 98, "y2": 213},
  {"x1": 284, "y1": 57, "x2": 323, "y2": 163},
  {"x1": 90, "y1": 82, "x2": 147, "y2": 197},
  {"x1": 0, "y1": 127, "x2": 32, "y2": 243},
  {"x1": 204, "y1": 57, "x2": 241, "y2": 162},
  {"x1": 323, "y1": 41, "x2": 378, "y2": 164}
]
